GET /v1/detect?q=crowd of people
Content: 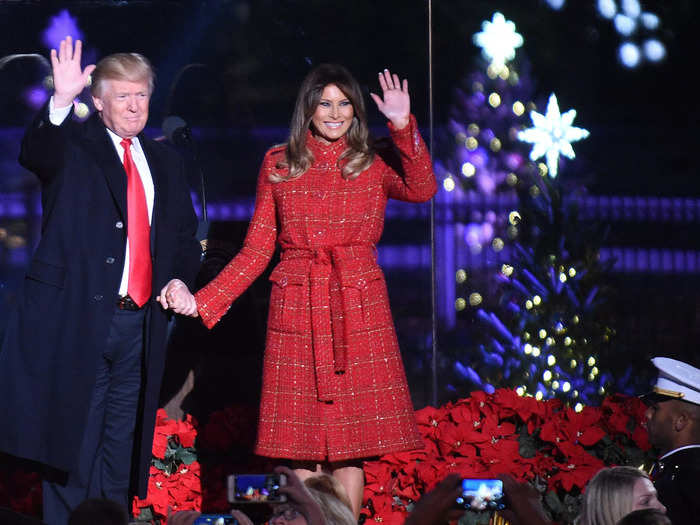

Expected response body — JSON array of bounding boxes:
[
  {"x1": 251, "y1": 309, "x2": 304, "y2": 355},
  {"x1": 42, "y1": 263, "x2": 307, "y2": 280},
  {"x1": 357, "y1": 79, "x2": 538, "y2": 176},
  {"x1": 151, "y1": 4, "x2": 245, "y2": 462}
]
[{"x1": 0, "y1": 36, "x2": 698, "y2": 525}]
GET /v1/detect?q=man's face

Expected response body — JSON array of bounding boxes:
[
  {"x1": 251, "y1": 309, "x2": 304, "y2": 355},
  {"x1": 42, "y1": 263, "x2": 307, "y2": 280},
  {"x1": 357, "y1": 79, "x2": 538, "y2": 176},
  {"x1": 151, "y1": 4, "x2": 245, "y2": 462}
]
[
  {"x1": 644, "y1": 400, "x2": 678, "y2": 454},
  {"x1": 92, "y1": 78, "x2": 150, "y2": 139}
]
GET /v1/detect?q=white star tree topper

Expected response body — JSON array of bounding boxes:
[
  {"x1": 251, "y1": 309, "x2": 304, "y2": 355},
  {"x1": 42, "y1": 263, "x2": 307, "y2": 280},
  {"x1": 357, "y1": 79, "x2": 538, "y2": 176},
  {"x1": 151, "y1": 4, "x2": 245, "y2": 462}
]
[
  {"x1": 473, "y1": 12, "x2": 524, "y2": 72},
  {"x1": 517, "y1": 93, "x2": 590, "y2": 178}
]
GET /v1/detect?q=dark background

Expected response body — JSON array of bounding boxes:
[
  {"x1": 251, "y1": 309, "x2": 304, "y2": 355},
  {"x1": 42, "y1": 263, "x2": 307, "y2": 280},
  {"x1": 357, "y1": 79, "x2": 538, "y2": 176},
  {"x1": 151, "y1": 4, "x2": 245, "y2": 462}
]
[{"x1": 1, "y1": 0, "x2": 698, "y2": 410}]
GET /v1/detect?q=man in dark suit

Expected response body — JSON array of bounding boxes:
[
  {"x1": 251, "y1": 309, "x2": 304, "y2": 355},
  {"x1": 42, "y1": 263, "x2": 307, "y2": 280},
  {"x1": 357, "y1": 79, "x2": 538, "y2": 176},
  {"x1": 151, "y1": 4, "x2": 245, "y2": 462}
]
[
  {"x1": 0, "y1": 37, "x2": 201, "y2": 525},
  {"x1": 643, "y1": 357, "x2": 700, "y2": 525}
]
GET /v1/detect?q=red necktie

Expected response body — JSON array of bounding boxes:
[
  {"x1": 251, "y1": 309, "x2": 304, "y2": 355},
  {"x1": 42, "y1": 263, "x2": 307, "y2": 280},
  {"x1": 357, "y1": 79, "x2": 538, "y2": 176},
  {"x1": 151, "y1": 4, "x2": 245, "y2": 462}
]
[{"x1": 121, "y1": 138, "x2": 152, "y2": 307}]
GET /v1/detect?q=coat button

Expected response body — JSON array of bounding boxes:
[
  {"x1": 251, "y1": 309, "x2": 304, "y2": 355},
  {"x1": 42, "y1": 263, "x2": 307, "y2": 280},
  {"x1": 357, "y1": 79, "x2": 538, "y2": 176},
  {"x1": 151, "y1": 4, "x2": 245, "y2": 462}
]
[
  {"x1": 356, "y1": 278, "x2": 367, "y2": 290},
  {"x1": 93, "y1": 294, "x2": 103, "y2": 301},
  {"x1": 106, "y1": 257, "x2": 115, "y2": 264},
  {"x1": 279, "y1": 276, "x2": 288, "y2": 287},
  {"x1": 115, "y1": 221, "x2": 124, "y2": 229}
]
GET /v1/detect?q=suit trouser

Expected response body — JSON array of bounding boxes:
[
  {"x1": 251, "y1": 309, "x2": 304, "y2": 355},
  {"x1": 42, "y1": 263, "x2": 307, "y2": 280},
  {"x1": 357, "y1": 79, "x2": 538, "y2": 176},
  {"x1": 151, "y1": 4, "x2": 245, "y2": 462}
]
[{"x1": 42, "y1": 307, "x2": 146, "y2": 525}]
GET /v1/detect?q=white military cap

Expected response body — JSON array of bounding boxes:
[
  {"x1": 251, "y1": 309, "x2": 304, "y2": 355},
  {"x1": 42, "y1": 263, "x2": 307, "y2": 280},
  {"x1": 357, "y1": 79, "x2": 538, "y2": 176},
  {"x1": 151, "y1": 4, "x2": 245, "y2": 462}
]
[{"x1": 646, "y1": 357, "x2": 700, "y2": 405}]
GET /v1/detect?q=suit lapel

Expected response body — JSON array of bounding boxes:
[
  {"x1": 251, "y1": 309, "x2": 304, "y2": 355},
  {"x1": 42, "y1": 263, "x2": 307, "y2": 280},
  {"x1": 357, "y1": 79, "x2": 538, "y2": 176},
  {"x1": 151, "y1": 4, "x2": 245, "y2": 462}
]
[
  {"x1": 139, "y1": 134, "x2": 166, "y2": 256},
  {"x1": 83, "y1": 114, "x2": 128, "y2": 220}
]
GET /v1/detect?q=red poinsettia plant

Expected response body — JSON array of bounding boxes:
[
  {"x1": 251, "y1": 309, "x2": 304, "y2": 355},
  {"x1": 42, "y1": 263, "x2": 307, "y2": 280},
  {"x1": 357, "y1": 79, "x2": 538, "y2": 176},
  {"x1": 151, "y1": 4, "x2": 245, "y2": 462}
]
[
  {"x1": 132, "y1": 409, "x2": 201, "y2": 523},
  {"x1": 361, "y1": 390, "x2": 653, "y2": 525}
]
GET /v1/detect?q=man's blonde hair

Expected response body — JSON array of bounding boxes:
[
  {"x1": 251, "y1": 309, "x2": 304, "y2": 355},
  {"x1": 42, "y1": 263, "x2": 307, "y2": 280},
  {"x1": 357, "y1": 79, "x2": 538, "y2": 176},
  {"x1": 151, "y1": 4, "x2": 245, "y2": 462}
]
[{"x1": 90, "y1": 53, "x2": 154, "y2": 97}]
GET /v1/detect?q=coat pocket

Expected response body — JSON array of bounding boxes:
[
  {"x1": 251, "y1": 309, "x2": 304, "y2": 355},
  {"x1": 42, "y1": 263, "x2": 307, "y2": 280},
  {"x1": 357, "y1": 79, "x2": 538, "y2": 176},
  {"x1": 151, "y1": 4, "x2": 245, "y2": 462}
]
[
  {"x1": 338, "y1": 265, "x2": 387, "y2": 333},
  {"x1": 26, "y1": 259, "x2": 66, "y2": 289},
  {"x1": 268, "y1": 267, "x2": 310, "y2": 334}
]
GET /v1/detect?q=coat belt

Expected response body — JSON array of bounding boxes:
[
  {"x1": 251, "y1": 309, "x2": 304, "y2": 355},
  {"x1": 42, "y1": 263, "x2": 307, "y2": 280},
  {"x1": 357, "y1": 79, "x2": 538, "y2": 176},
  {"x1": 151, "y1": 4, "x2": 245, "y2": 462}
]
[{"x1": 281, "y1": 244, "x2": 376, "y2": 402}]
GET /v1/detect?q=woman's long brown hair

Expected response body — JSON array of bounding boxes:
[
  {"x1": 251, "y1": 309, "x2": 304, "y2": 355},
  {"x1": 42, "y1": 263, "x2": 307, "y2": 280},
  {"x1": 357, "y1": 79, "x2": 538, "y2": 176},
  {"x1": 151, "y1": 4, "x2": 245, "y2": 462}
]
[{"x1": 270, "y1": 63, "x2": 374, "y2": 182}]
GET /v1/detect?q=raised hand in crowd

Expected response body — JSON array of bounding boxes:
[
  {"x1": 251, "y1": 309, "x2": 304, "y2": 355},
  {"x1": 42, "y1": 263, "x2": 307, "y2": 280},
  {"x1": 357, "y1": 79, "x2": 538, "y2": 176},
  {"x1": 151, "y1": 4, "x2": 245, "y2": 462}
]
[
  {"x1": 274, "y1": 466, "x2": 326, "y2": 525},
  {"x1": 403, "y1": 474, "x2": 465, "y2": 525},
  {"x1": 498, "y1": 474, "x2": 553, "y2": 525}
]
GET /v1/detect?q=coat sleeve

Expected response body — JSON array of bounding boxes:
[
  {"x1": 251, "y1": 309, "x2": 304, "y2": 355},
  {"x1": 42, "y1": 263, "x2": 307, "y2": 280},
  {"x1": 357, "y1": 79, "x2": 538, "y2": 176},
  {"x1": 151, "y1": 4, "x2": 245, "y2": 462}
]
[
  {"x1": 18, "y1": 102, "x2": 73, "y2": 183},
  {"x1": 195, "y1": 149, "x2": 279, "y2": 329},
  {"x1": 381, "y1": 114, "x2": 437, "y2": 203},
  {"x1": 171, "y1": 156, "x2": 202, "y2": 289}
]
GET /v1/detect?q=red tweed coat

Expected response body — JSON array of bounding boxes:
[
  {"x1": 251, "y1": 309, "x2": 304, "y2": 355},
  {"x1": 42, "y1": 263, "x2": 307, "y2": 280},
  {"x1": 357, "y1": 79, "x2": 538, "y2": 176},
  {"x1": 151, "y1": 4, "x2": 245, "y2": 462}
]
[{"x1": 196, "y1": 115, "x2": 436, "y2": 460}]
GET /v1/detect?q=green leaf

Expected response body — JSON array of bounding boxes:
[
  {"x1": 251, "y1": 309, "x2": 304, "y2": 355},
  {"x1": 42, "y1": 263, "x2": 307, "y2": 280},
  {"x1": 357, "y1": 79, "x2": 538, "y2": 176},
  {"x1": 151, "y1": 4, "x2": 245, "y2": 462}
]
[
  {"x1": 134, "y1": 506, "x2": 154, "y2": 522},
  {"x1": 544, "y1": 490, "x2": 564, "y2": 515},
  {"x1": 177, "y1": 449, "x2": 198, "y2": 465},
  {"x1": 152, "y1": 459, "x2": 167, "y2": 470}
]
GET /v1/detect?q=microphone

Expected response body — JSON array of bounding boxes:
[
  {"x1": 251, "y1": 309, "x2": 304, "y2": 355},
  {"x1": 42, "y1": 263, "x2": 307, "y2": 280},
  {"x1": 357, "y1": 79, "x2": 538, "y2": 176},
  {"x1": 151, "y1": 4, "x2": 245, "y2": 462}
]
[
  {"x1": 162, "y1": 115, "x2": 191, "y2": 146},
  {"x1": 162, "y1": 115, "x2": 208, "y2": 248}
]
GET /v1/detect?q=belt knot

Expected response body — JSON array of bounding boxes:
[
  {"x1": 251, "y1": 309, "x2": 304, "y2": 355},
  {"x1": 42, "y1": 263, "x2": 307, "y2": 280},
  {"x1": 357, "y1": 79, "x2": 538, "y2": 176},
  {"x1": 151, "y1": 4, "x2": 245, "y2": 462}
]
[{"x1": 313, "y1": 247, "x2": 332, "y2": 265}]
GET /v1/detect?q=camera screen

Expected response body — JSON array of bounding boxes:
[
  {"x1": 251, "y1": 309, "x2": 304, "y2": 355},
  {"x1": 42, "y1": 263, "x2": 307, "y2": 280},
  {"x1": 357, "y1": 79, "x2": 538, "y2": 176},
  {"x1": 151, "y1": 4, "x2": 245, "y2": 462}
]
[
  {"x1": 456, "y1": 479, "x2": 505, "y2": 511},
  {"x1": 231, "y1": 474, "x2": 283, "y2": 502}
]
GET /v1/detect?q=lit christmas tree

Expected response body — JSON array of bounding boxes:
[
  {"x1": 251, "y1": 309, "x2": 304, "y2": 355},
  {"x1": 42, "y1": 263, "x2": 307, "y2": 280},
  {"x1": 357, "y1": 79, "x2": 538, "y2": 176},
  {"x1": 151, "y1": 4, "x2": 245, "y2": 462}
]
[{"x1": 439, "y1": 12, "x2": 617, "y2": 407}]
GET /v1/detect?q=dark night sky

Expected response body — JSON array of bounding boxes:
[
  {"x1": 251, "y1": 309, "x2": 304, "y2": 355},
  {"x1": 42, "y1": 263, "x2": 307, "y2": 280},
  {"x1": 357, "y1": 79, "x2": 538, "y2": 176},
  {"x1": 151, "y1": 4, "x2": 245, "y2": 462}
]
[{"x1": 1, "y1": 0, "x2": 698, "y2": 197}]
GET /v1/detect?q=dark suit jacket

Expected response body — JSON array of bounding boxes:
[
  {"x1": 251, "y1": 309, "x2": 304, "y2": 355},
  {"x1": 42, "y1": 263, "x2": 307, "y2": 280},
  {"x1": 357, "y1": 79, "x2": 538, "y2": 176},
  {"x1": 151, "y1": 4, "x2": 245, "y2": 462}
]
[
  {"x1": 653, "y1": 446, "x2": 700, "y2": 525},
  {"x1": 0, "y1": 104, "x2": 201, "y2": 498}
]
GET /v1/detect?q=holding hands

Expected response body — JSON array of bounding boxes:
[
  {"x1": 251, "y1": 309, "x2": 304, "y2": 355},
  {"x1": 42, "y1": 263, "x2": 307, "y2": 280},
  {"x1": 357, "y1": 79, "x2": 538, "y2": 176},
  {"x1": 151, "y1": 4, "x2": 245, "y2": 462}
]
[
  {"x1": 370, "y1": 68, "x2": 410, "y2": 130},
  {"x1": 157, "y1": 279, "x2": 199, "y2": 317},
  {"x1": 50, "y1": 36, "x2": 95, "y2": 109}
]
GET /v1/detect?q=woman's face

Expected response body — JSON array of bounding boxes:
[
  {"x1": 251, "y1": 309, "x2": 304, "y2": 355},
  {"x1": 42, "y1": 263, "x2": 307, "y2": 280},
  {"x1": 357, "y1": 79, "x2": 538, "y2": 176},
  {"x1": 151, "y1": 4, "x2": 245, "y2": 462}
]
[
  {"x1": 310, "y1": 83, "x2": 354, "y2": 144},
  {"x1": 630, "y1": 477, "x2": 666, "y2": 513}
]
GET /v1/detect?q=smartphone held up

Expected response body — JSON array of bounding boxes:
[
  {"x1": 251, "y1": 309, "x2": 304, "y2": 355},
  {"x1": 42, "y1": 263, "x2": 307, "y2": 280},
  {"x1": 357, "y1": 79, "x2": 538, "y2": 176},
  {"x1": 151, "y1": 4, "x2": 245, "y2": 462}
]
[
  {"x1": 227, "y1": 473, "x2": 287, "y2": 503},
  {"x1": 455, "y1": 479, "x2": 506, "y2": 511}
]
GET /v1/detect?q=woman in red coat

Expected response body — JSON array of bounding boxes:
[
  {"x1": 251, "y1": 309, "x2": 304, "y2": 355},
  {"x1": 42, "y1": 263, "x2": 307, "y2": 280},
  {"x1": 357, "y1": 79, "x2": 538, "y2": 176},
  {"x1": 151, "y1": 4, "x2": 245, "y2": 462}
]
[{"x1": 168, "y1": 64, "x2": 436, "y2": 516}]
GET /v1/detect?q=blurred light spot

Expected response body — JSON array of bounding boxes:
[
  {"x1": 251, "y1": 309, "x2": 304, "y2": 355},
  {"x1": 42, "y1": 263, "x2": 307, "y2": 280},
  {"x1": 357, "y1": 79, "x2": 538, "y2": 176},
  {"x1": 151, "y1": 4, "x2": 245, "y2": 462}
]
[
  {"x1": 640, "y1": 12, "x2": 660, "y2": 30},
  {"x1": 469, "y1": 293, "x2": 483, "y2": 306},
  {"x1": 597, "y1": 0, "x2": 617, "y2": 19},
  {"x1": 490, "y1": 138, "x2": 502, "y2": 152},
  {"x1": 574, "y1": 402, "x2": 584, "y2": 412},
  {"x1": 546, "y1": 0, "x2": 566, "y2": 10},
  {"x1": 619, "y1": 42, "x2": 641, "y2": 68},
  {"x1": 643, "y1": 39, "x2": 666, "y2": 62},
  {"x1": 468, "y1": 123, "x2": 480, "y2": 135},
  {"x1": 506, "y1": 172, "x2": 518, "y2": 186},
  {"x1": 443, "y1": 177, "x2": 455, "y2": 192},
  {"x1": 614, "y1": 14, "x2": 636, "y2": 36},
  {"x1": 488, "y1": 93, "x2": 502, "y2": 107},
  {"x1": 466, "y1": 137, "x2": 478, "y2": 151},
  {"x1": 533, "y1": 295, "x2": 542, "y2": 306},
  {"x1": 543, "y1": 370, "x2": 552, "y2": 381},
  {"x1": 512, "y1": 101, "x2": 525, "y2": 116},
  {"x1": 455, "y1": 298, "x2": 466, "y2": 311},
  {"x1": 532, "y1": 347, "x2": 541, "y2": 357},
  {"x1": 562, "y1": 381, "x2": 571, "y2": 392},
  {"x1": 622, "y1": 0, "x2": 641, "y2": 18},
  {"x1": 461, "y1": 162, "x2": 476, "y2": 177},
  {"x1": 492, "y1": 237, "x2": 504, "y2": 251},
  {"x1": 456, "y1": 269, "x2": 467, "y2": 283}
]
